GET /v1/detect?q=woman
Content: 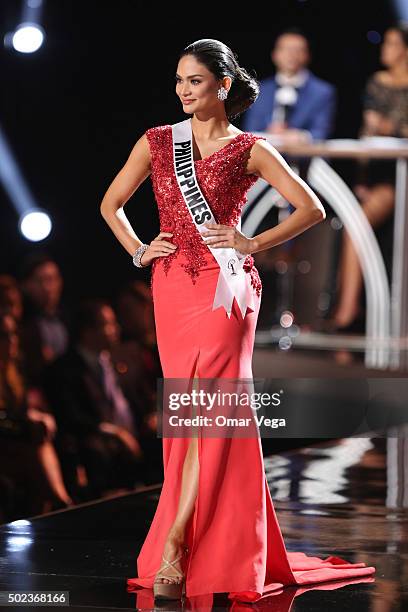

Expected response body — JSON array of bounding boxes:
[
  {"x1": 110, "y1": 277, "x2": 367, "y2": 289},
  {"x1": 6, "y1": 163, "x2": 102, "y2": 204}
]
[
  {"x1": 327, "y1": 24, "x2": 408, "y2": 332},
  {"x1": 100, "y1": 39, "x2": 375, "y2": 602}
]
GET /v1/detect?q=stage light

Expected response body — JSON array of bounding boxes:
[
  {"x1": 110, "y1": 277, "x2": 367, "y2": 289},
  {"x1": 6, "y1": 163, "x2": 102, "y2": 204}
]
[
  {"x1": 275, "y1": 260, "x2": 288, "y2": 274},
  {"x1": 0, "y1": 125, "x2": 53, "y2": 240},
  {"x1": 278, "y1": 336, "x2": 292, "y2": 350},
  {"x1": 297, "y1": 260, "x2": 311, "y2": 274},
  {"x1": 331, "y1": 217, "x2": 343, "y2": 230},
  {"x1": 4, "y1": 1, "x2": 46, "y2": 53},
  {"x1": 318, "y1": 292, "x2": 331, "y2": 311},
  {"x1": 280, "y1": 311, "x2": 294, "y2": 329},
  {"x1": 19, "y1": 210, "x2": 52, "y2": 242},
  {"x1": 6, "y1": 536, "x2": 33, "y2": 552},
  {"x1": 9, "y1": 519, "x2": 31, "y2": 528},
  {"x1": 12, "y1": 22, "x2": 44, "y2": 53}
]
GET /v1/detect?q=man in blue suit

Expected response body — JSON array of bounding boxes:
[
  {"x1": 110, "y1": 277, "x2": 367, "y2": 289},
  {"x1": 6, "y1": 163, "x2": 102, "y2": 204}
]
[{"x1": 242, "y1": 28, "x2": 336, "y2": 142}]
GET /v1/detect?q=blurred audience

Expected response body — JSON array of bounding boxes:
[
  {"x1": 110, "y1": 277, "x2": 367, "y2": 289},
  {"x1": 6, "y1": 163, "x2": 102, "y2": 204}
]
[
  {"x1": 0, "y1": 267, "x2": 163, "y2": 521},
  {"x1": 0, "y1": 275, "x2": 24, "y2": 321},
  {"x1": 0, "y1": 310, "x2": 72, "y2": 522},
  {"x1": 116, "y1": 280, "x2": 156, "y2": 347},
  {"x1": 114, "y1": 281, "x2": 163, "y2": 484},
  {"x1": 42, "y1": 298, "x2": 148, "y2": 499},
  {"x1": 115, "y1": 280, "x2": 161, "y2": 406},
  {"x1": 324, "y1": 24, "x2": 408, "y2": 332},
  {"x1": 18, "y1": 251, "x2": 70, "y2": 386},
  {"x1": 242, "y1": 27, "x2": 336, "y2": 142}
]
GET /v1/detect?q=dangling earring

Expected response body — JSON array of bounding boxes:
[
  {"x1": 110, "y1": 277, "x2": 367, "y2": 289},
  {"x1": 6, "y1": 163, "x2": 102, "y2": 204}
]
[{"x1": 217, "y1": 86, "x2": 228, "y2": 101}]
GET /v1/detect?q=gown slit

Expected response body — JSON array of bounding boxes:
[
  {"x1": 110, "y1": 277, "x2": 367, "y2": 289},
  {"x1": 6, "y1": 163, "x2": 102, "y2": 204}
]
[
  {"x1": 185, "y1": 360, "x2": 201, "y2": 576},
  {"x1": 189, "y1": 348, "x2": 201, "y2": 381}
]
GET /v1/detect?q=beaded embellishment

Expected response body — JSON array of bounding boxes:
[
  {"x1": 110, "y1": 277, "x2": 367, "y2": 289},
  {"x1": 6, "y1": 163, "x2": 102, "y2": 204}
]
[{"x1": 145, "y1": 125, "x2": 266, "y2": 297}]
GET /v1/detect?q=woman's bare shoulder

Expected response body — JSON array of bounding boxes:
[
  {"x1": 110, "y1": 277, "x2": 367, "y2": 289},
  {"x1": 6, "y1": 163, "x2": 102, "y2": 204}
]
[{"x1": 245, "y1": 137, "x2": 282, "y2": 176}]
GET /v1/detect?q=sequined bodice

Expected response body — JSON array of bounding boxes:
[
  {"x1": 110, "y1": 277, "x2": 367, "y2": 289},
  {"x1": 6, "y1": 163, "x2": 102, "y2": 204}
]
[{"x1": 145, "y1": 124, "x2": 266, "y2": 294}]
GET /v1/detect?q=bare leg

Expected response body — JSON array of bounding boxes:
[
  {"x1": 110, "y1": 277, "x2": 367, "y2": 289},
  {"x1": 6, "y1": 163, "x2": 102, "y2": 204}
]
[
  {"x1": 155, "y1": 365, "x2": 200, "y2": 584},
  {"x1": 333, "y1": 184, "x2": 395, "y2": 327},
  {"x1": 37, "y1": 441, "x2": 73, "y2": 506}
]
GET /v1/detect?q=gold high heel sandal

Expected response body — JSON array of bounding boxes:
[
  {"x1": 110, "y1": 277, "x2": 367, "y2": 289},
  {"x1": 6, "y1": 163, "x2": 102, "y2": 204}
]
[{"x1": 153, "y1": 546, "x2": 189, "y2": 600}]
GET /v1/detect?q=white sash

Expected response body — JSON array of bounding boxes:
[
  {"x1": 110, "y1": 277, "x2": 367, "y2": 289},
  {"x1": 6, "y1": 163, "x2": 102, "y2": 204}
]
[{"x1": 171, "y1": 119, "x2": 255, "y2": 319}]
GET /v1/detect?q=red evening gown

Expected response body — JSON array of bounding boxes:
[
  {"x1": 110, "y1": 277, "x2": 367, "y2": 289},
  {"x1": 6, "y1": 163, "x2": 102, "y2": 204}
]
[{"x1": 126, "y1": 124, "x2": 376, "y2": 602}]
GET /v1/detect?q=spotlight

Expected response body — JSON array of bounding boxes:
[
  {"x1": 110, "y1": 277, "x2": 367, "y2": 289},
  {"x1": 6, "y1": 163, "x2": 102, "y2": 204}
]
[
  {"x1": 12, "y1": 22, "x2": 44, "y2": 53},
  {"x1": 280, "y1": 311, "x2": 294, "y2": 329},
  {"x1": 278, "y1": 336, "x2": 292, "y2": 350},
  {"x1": 19, "y1": 209, "x2": 52, "y2": 242}
]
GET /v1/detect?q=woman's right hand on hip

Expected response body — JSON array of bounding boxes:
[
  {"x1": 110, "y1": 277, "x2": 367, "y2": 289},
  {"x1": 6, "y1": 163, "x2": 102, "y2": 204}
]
[{"x1": 141, "y1": 232, "x2": 177, "y2": 266}]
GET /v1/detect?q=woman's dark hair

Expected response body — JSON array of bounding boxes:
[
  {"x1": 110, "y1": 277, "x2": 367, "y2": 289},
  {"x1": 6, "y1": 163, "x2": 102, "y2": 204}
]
[
  {"x1": 387, "y1": 22, "x2": 408, "y2": 47},
  {"x1": 179, "y1": 39, "x2": 260, "y2": 120}
]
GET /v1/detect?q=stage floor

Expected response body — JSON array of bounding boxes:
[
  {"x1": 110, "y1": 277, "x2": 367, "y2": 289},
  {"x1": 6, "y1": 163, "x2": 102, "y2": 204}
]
[{"x1": 0, "y1": 436, "x2": 406, "y2": 611}]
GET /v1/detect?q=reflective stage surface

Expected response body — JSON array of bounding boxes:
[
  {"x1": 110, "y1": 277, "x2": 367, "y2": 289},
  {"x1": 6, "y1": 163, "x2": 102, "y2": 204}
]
[{"x1": 0, "y1": 435, "x2": 406, "y2": 611}]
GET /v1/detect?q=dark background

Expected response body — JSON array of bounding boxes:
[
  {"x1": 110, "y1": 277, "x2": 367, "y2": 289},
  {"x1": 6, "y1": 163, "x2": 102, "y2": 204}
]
[{"x1": 0, "y1": 0, "x2": 398, "y2": 307}]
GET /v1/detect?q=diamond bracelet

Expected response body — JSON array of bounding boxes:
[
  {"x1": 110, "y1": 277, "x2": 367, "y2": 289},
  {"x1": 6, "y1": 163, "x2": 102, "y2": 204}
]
[{"x1": 132, "y1": 243, "x2": 149, "y2": 268}]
